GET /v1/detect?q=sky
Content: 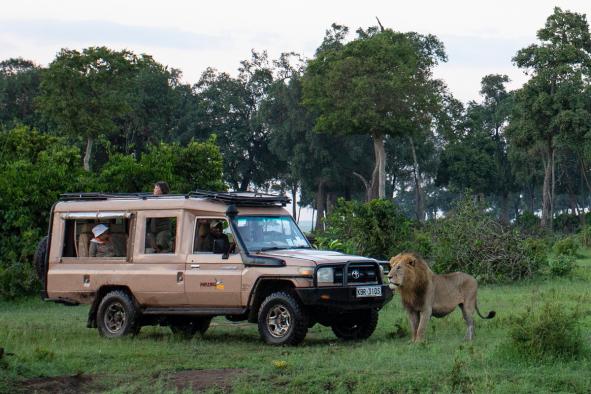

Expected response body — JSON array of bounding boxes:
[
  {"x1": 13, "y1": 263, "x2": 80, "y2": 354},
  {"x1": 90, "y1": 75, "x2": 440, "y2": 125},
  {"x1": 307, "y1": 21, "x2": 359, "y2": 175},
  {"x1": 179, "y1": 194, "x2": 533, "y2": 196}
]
[{"x1": 2, "y1": 0, "x2": 591, "y2": 103}]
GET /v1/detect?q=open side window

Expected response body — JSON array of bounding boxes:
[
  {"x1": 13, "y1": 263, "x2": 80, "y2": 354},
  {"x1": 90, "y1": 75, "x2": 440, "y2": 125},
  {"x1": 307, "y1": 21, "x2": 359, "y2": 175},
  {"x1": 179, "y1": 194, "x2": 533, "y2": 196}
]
[
  {"x1": 144, "y1": 217, "x2": 177, "y2": 254},
  {"x1": 193, "y1": 218, "x2": 236, "y2": 255},
  {"x1": 60, "y1": 212, "x2": 132, "y2": 259}
]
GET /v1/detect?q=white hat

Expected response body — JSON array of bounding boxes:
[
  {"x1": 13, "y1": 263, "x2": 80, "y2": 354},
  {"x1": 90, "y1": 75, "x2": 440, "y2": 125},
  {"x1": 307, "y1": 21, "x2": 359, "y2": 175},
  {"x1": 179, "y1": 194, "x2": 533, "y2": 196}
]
[{"x1": 92, "y1": 224, "x2": 109, "y2": 238}]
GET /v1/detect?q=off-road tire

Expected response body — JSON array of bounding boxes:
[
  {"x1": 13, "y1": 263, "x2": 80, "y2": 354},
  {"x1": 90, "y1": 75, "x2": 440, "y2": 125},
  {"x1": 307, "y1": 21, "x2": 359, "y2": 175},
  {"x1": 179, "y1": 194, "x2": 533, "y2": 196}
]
[
  {"x1": 34, "y1": 236, "x2": 49, "y2": 284},
  {"x1": 170, "y1": 317, "x2": 212, "y2": 339},
  {"x1": 257, "y1": 291, "x2": 308, "y2": 346},
  {"x1": 97, "y1": 290, "x2": 140, "y2": 338},
  {"x1": 331, "y1": 309, "x2": 379, "y2": 341}
]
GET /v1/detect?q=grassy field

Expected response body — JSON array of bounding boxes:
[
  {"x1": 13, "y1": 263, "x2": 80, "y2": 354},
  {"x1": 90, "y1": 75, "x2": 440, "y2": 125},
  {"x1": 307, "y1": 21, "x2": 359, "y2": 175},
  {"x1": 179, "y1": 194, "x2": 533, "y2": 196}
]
[{"x1": 1, "y1": 253, "x2": 591, "y2": 393}]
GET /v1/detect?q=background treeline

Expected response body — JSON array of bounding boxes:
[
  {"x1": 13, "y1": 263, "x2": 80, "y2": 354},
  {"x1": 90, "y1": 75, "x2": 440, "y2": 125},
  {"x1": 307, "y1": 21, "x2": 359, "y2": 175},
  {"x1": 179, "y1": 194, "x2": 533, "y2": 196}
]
[{"x1": 1, "y1": 7, "x2": 591, "y2": 297}]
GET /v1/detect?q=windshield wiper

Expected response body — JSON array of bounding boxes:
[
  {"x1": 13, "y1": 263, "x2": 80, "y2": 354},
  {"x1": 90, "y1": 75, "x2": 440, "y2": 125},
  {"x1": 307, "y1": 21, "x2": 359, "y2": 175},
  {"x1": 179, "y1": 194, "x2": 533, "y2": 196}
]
[
  {"x1": 257, "y1": 245, "x2": 311, "y2": 252},
  {"x1": 256, "y1": 246, "x2": 287, "y2": 252}
]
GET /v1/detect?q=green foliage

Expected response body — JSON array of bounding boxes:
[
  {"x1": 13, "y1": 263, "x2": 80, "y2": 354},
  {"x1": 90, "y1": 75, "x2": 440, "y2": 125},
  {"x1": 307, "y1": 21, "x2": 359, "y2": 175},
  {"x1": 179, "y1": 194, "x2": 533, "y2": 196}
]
[
  {"x1": 547, "y1": 254, "x2": 576, "y2": 277},
  {"x1": 578, "y1": 225, "x2": 591, "y2": 247},
  {"x1": 553, "y1": 236, "x2": 579, "y2": 257},
  {"x1": 0, "y1": 126, "x2": 86, "y2": 298},
  {"x1": 97, "y1": 136, "x2": 224, "y2": 193},
  {"x1": 508, "y1": 302, "x2": 586, "y2": 360},
  {"x1": 320, "y1": 198, "x2": 413, "y2": 259},
  {"x1": 0, "y1": 126, "x2": 224, "y2": 299},
  {"x1": 515, "y1": 211, "x2": 541, "y2": 235},
  {"x1": 429, "y1": 196, "x2": 545, "y2": 282}
]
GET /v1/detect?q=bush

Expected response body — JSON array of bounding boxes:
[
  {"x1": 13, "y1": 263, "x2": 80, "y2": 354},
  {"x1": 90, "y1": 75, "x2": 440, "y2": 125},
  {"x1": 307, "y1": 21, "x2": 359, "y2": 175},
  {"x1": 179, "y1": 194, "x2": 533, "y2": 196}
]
[
  {"x1": 578, "y1": 225, "x2": 591, "y2": 247},
  {"x1": 508, "y1": 302, "x2": 586, "y2": 360},
  {"x1": 429, "y1": 196, "x2": 545, "y2": 282},
  {"x1": 547, "y1": 254, "x2": 576, "y2": 277},
  {"x1": 321, "y1": 198, "x2": 414, "y2": 259},
  {"x1": 552, "y1": 236, "x2": 579, "y2": 257},
  {"x1": 515, "y1": 211, "x2": 542, "y2": 236}
]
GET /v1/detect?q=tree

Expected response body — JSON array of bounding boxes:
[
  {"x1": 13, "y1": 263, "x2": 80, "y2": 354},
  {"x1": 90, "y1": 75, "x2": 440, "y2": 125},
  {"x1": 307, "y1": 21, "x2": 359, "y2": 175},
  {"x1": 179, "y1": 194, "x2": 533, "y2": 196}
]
[
  {"x1": 302, "y1": 23, "x2": 446, "y2": 199},
  {"x1": 510, "y1": 7, "x2": 591, "y2": 228},
  {"x1": 195, "y1": 51, "x2": 282, "y2": 190},
  {"x1": 38, "y1": 47, "x2": 139, "y2": 171},
  {"x1": 0, "y1": 58, "x2": 42, "y2": 129}
]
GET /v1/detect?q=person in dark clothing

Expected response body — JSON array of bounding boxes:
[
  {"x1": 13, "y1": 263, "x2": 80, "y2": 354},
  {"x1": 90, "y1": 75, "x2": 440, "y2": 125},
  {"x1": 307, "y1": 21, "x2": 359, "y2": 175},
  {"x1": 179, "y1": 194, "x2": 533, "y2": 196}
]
[{"x1": 207, "y1": 221, "x2": 230, "y2": 254}]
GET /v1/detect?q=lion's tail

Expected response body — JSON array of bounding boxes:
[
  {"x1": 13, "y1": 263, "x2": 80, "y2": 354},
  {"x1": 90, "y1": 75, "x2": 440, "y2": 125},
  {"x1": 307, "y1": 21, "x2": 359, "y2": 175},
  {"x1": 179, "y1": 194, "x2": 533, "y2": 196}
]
[{"x1": 476, "y1": 302, "x2": 495, "y2": 319}]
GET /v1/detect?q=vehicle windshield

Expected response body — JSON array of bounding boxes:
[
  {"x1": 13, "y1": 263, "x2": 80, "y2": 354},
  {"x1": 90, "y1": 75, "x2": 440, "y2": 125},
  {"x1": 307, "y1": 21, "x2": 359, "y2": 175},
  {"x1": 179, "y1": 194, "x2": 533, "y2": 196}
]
[{"x1": 234, "y1": 216, "x2": 311, "y2": 253}]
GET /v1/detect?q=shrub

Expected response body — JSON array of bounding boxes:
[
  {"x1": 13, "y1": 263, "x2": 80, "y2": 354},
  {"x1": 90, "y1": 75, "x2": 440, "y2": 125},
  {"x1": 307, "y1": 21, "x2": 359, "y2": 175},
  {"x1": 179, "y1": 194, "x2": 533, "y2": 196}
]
[
  {"x1": 552, "y1": 236, "x2": 579, "y2": 257},
  {"x1": 508, "y1": 302, "x2": 585, "y2": 360},
  {"x1": 321, "y1": 198, "x2": 413, "y2": 259},
  {"x1": 578, "y1": 225, "x2": 591, "y2": 247},
  {"x1": 515, "y1": 211, "x2": 542, "y2": 236},
  {"x1": 429, "y1": 196, "x2": 545, "y2": 282},
  {"x1": 547, "y1": 254, "x2": 576, "y2": 277}
]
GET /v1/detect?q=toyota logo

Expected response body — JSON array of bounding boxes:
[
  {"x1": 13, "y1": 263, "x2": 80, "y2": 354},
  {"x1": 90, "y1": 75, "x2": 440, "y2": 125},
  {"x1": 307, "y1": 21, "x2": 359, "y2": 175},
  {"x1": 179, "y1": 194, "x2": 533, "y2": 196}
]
[{"x1": 351, "y1": 270, "x2": 360, "y2": 280}]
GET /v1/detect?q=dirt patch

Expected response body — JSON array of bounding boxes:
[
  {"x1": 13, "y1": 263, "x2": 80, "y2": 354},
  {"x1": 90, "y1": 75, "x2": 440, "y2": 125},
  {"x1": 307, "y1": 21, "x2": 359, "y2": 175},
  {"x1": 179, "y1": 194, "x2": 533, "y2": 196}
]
[
  {"x1": 20, "y1": 373, "x2": 97, "y2": 393},
  {"x1": 169, "y1": 368, "x2": 246, "y2": 392}
]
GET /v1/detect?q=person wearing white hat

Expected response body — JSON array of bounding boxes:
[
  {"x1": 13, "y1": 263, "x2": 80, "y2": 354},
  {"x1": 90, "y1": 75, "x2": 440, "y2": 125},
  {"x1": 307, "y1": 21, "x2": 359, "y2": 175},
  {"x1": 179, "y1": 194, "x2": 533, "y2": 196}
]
[{"x1": 89, "y1": 224, "x2": 116, "y2": 257}]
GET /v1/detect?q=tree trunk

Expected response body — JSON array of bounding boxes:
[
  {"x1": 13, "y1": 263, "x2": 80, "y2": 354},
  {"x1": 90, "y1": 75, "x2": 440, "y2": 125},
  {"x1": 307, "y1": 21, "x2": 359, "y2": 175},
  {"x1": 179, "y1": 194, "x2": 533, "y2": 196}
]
[
  {"x1": 326, "y1": 192, "x2": 337, "y2": 215},
  {"x1": 291, "y1": 183, "x2": 298, "y2": 219},
  {"x1": 370, "y1": 134, "x2": 386, "y2": 200},
  {"x1": 353, "y1": 172, "x2": 371, "y2": 202},
  {"x1": 541, "y1": 143, "x2": 553, "y2": 229},
  {"x1": 408, "y1": 136, "x2": 424, "y2": 222},
  {"x1": 500, "y1": 192, "x2": 510, "y2": 225},
  {"x1": 315, "y1": 180, "x2": 327, "y2": 232},
  {"x1": 83, "y1": 135, "x2": 94, "y2": 172},
  {"x1": 239, "y1": 177, "x2": 251, "y2": 192}
]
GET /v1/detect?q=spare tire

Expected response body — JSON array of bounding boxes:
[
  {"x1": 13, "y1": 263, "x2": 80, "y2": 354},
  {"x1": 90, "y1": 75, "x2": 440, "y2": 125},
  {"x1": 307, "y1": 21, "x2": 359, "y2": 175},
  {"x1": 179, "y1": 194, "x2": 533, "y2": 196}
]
[{"x1": 34, "y1": 236, "x2": 49, "y2": 284}]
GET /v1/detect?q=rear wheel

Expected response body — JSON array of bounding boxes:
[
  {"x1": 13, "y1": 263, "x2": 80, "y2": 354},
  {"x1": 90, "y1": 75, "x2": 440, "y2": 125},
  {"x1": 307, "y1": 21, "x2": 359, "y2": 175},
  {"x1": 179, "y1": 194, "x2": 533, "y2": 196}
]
[
  {"x1": 331, "y1": 309, "x2": 379, "y2": 341},
  {"x1": 97, "y1": 291, "x2": 140, "y2": 338},
  {"x1": 34, "y1": 236, "x2": 49, "y2": 284},
  {"x1": 258, "y1": 291, "x2": 308, "y2": 345},
  {"x1": 170, "y1": 317, "x2": 212, "y2": 339}
]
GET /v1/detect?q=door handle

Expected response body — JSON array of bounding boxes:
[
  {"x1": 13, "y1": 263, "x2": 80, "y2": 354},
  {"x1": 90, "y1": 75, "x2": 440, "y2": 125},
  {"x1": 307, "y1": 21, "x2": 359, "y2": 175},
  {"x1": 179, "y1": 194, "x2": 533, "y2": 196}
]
[{"x1": 190, "y1": 264, "x2": 200, "y2": 269}]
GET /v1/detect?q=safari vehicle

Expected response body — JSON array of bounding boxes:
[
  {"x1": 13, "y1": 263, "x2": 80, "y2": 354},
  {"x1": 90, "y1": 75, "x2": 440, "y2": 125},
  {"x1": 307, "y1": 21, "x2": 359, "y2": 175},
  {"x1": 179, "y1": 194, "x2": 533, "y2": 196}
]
[{"x1": 35, "y1": 191, "x2": 393, "y2": 345}]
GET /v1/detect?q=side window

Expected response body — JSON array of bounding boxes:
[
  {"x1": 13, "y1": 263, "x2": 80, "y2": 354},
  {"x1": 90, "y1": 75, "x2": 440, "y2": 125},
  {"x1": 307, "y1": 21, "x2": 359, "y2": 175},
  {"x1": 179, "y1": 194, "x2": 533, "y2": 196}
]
[
  {"x1": 193, "y1": 219, "x2": 234, "y2": 254},
  {"x1": 144, "y1": 217, "x2": 176, "y2": 254},
  {"x1": 62, "y1": 218, "x2": 129, "y2": 258}
]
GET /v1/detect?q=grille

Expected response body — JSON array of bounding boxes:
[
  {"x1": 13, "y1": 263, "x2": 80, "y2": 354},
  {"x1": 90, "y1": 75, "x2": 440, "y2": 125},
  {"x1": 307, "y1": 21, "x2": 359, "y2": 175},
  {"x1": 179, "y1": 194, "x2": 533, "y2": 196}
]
[{"x1": 333, "y1": 264, "x2": 379, "y2": 284}]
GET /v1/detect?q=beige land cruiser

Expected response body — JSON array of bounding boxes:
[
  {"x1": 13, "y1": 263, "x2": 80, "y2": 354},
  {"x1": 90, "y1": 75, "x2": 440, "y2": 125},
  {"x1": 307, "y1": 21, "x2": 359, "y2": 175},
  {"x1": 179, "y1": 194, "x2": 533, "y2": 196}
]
[{"x1": 35, "y1": 191, "x2": 393, "y2": 345}]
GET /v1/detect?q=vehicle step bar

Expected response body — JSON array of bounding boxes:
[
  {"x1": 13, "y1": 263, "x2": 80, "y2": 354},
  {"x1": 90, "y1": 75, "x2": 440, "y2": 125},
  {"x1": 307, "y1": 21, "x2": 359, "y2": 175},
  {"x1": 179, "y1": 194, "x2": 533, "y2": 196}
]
[{"x1": 142, "y1": 307, "x2": 247, "y2": 316}]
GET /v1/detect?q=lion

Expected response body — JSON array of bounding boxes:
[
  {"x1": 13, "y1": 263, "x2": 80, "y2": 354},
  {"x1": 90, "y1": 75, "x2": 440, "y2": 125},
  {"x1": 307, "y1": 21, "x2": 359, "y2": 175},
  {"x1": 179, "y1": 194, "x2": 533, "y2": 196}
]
[{"x1": 387, "y1": 252, "x2": 495, "y2": 342}]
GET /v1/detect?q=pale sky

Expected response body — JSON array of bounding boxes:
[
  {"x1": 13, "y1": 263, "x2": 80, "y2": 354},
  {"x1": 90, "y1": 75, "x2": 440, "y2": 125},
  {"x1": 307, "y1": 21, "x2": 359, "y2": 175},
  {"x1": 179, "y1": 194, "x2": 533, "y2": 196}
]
[{"x1": 2, "y1": 0, "x2": 591, "y2": 102}]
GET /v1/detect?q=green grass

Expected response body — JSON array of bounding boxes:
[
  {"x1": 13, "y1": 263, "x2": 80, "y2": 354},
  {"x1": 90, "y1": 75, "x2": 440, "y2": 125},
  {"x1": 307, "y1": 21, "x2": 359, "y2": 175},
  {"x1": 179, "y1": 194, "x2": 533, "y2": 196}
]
[{"x1": 2, "y1": 253, "x2": 591, "y2": 393}]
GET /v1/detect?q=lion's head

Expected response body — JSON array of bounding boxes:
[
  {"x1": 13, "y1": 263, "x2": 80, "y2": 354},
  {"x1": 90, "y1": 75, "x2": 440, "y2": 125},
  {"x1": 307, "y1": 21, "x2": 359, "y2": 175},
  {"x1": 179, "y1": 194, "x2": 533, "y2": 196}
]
[{"x1": 388, "y1": 252, "x2": 431, "y2": 292}]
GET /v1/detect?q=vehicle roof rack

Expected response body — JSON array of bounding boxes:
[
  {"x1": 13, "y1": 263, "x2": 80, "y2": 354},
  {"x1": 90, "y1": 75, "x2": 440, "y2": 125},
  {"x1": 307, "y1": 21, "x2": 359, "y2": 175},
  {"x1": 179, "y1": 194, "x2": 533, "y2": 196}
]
[
  {"x1": 59, "y1": 192, "x2": 184, "y2": 201},
  {"x1": 59, "y1": 190, "x2": 291, "y2": 207},
  {"x1": 188, "y1": 190, "x2": 291, "y2": 207}
]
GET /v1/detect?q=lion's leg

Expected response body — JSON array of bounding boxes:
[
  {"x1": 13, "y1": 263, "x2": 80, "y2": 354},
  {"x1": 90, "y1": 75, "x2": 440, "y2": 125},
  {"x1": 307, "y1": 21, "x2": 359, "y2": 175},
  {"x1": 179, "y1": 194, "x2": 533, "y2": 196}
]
[
  {"x1": 407, "y1": 311, "x2": 419, "y2": 341},
  {"x1": 460, "y1": 304, "x2": 475, "y2": 340},
  {"x1": 415, "y1": 308, "x2": 432, "y2": 342}
]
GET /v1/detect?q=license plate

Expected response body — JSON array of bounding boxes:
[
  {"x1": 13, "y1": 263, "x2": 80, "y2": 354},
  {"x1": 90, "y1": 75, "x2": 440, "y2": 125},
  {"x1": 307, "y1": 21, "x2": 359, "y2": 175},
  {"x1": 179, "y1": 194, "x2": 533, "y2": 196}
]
[{"x1": 356, "y1": 286, "x2": 382, "y2": 298}]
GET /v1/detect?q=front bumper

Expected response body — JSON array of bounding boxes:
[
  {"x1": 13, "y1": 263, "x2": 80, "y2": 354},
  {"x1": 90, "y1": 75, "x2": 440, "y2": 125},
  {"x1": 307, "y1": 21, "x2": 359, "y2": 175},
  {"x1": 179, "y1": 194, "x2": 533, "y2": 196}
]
[{"x1": 295, "y1": 284, "x2": 393, "y2": 311}]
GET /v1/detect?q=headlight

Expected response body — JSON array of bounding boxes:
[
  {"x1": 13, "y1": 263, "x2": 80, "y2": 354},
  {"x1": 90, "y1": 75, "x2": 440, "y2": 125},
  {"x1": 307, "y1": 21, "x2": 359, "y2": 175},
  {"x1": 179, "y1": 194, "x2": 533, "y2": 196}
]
[{"x1": 317, "y1": 267, "x2": 334, "y2": 283}]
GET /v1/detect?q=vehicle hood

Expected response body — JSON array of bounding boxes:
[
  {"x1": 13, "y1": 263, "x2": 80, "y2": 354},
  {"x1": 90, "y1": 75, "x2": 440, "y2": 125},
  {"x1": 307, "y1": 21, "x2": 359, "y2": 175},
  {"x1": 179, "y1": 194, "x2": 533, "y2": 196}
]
[{"x1": 258, "y1": 249, "x2": 377, "y2": 265}]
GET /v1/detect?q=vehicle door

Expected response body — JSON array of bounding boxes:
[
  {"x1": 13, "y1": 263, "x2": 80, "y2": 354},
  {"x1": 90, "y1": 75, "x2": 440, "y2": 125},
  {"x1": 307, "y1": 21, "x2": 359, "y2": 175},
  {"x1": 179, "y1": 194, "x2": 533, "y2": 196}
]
[
  {"x1": 185, "y1": 217, "x2": 243, "y2": 307},
  {"x1": 132, "y1": 210, "x2": 186, "y2": 306}
]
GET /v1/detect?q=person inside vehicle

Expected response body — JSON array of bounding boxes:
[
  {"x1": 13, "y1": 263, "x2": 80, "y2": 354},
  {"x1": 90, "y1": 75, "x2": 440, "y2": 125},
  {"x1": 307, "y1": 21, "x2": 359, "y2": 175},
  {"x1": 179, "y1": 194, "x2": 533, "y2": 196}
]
[
  {"x1": 147, "y1": 181, "x2": 173, "y2": 253},
  {"x1": 89, "y1": 224, "x2": 120, "y2": 257},
  {"x1": 207, "y1": 221, "x2": 230, "y2": 254},
  {"x1": 153, "y1": 181, "x2": 170, "y2": 196},
  {"x1": 194, "y1": 219, "x2": 212, "y2": 252}
]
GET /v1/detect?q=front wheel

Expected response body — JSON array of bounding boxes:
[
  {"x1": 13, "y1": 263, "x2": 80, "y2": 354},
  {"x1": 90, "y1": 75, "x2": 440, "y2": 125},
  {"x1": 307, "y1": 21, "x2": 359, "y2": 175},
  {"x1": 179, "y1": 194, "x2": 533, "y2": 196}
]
[
  {"x1": 96, "y1": 290, "x2": 140, "y2": 338},
  {"x1": 331, "y1": 309, "x2": 379, "y2": 341},
  {"x1": 258, "y1": 291, "x2": 308, "y2": 345}
]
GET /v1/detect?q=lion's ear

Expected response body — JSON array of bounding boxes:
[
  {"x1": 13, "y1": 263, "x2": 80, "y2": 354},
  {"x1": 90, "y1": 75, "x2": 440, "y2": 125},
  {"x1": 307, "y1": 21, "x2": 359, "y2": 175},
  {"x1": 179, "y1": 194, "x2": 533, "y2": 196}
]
[{"x1": 409, "y1": 258, "x2": 416, "y2": 267}]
